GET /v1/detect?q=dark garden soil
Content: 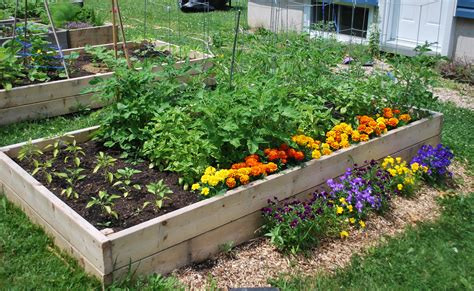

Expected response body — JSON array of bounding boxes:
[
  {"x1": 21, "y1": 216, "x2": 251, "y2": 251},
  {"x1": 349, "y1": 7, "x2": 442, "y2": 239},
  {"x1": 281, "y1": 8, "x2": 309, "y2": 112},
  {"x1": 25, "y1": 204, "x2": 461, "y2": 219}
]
[{"x1": 15, "y1": 140, "x2": 200, "y2": 232}]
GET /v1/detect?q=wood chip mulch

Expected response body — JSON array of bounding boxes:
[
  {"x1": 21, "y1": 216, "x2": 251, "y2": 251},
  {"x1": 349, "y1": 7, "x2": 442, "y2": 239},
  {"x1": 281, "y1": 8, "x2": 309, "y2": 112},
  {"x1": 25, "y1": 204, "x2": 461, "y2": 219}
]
[{"x1": 172, "y1": 162, "x2": 473, "y2": 289}]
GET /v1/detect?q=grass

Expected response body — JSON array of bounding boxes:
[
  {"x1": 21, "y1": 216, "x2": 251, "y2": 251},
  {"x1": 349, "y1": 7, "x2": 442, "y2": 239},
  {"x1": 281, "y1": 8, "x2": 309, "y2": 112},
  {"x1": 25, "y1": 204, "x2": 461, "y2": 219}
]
[
  {"x1": 270, "y1": 192, "x2": 474, "y2": 290},
  {"x1": 0, "y1": 194, "x2": 100, "y2": 289}
]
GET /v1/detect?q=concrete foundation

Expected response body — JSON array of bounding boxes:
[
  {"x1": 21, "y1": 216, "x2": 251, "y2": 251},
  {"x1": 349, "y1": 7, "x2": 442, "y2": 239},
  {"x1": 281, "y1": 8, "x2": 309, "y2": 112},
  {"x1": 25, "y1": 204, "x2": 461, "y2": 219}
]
[{"x1": 452, "y1": 17, "x2": 474, "y2": 61}]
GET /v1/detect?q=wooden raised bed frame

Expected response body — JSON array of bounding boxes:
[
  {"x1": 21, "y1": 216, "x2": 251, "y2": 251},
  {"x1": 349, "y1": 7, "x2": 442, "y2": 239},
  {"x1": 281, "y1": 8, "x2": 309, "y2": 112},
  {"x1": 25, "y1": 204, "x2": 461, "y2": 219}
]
[
  {"x1": 0, "y1": 40, "x2": 213, "y2": 125},
  {"x1": 0, "y1": 111, "x2": 442, "y2": 284}
]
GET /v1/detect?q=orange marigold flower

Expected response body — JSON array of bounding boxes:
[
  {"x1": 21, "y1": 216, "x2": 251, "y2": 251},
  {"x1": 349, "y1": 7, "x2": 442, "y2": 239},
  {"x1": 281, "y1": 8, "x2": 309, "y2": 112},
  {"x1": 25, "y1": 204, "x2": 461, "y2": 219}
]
[
  {"x1": 331, "y1": 141, "x2": 340, "y2": 150},
  {"x1": 250, "y1": 166, "x2": 263, "y2": 177},
  {"x1": 264, "y1": 148, "x2": 271, "y2": 155},
  {"x1": 288, "y1": 148, "x2": 296, "y2": 158},
  {"x1": 378, "y1": 122, "x2": 386, "y2": 130},
  {"x1": 359, "y1": 116, "x2": 371, "y2": 125},
  {"x1": 266, "y1": 162, "x2": 278, "y2": 173},
  {"x1": 360, "y1": 134, "x2": 369, "y2": 142},
  {"x1": 294, "y1": 151, "x2": 305, "y2": 161},
  {"x1": 399, "y1": 114, "x2": 411, "y2": 122},
  {"x1": 239, "y1": 174, "x2": 250, "y2": 185},
  {"x1": 231, "y1": 162, "x2": 247, "y2": 169},
  {"x1": 358, "y1": 124, "x2": 367, "y2": 132},
  {"x1": 383, "y1": 108, "x2": 393, "y2": 118},
  {"x1": 278, "y1": 151, "x2": 287, "y2": 160},
  {"x1": 364, "y1": 127, "x2": 374, "y2": 135},
  {"x1": 226, "y1": 177, "x2": 236, "y2": 188},
  {"x1": 393, "y1": 109, "x2": 401, "y2": 114},
  {"x1": 387, "y1": 117, "x2": 399, "y2": 127},
  {"x1": 245, "y1": 158, "x2": 260, "y2": 167},
  {"x1": 245, "y1": 154, "x2": 260, "y2": 162},
  {"x1": 322, "y1": 147, "x2": 332, "y2": 156},
  {"x1": 279, "y1": 144, "x2": 289, "y2": 151},
  {"x1": 267, "y1": 150, "x2": 279, "y2": 161},
  {"x1": 281, "y1": 159, "x2": 287, "y2": 164}
]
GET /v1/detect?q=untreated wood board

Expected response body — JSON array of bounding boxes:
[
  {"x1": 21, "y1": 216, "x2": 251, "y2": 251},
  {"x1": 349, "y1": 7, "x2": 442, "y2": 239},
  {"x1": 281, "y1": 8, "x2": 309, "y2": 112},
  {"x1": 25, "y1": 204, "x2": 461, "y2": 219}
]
[
  {"x1": 107, "y1": 113, "x2": 442, "y2": 270},
  {"x1": 0, "y1": 152, "x2": 111, "y2": 274},
  {"x1": 68, "y1": 25, "x2": 114, "y2": 48}
]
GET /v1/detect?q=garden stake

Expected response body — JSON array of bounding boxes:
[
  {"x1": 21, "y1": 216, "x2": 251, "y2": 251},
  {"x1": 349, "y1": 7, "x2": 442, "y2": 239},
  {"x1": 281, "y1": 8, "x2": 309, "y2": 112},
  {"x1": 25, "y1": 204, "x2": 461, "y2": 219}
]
[
  {"x1": 43, "y1": 0, "x2": 70, "y2": 79},
  {"x1": 12, "y1": 0, "x2": 19, "y2": 38},
  {"x1": 111, "y1": 0, "x2": 118, "y2": 58},
  {"x1": 115, "y1": 0, "x2": 132, "y2": 69},
  {"x1": 230, "y1": 9, "x2": 241, "y2": 88}
]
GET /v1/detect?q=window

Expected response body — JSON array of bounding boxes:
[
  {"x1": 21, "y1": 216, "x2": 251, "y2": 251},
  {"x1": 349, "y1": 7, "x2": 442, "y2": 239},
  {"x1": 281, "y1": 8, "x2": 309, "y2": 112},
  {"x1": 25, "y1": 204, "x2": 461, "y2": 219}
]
[{"x1": 311, "y1": 1, "x2": 370, "y2": 38}]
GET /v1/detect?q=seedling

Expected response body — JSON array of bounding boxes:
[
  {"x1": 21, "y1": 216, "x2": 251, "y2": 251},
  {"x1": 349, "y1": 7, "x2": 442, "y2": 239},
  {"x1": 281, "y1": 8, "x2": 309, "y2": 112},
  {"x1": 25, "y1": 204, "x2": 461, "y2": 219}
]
[
  {"x1": 86, "y1": 191, "x2": 121, "y2": 219},
  {"x1": 31, "y1": 159, "x2": 54, "y2": 184},
  {"x1": 18, "y1": 140, "x2": 43, "y2": 162},
  {"x1": 44, "y1": 140, "x2": 61, "y2": 159},
  {"x1": 113, "y1": 167, "x2": 142, "y2": 198},
  {"x1": 146, "y1": 180, "x2": 173, "y2": 209},
  {"x1": 93, "y1": 152, "x2": 117, "y2": 183},
  {"x1": 64, "y1": 139, "x2": 85, "y2": 167},
  {"x1": 55, "y1": 168, "x2": 86, "y2": 199},
  {"x1": 134, "y1": 201, "x2": 151, "y2": 216}
]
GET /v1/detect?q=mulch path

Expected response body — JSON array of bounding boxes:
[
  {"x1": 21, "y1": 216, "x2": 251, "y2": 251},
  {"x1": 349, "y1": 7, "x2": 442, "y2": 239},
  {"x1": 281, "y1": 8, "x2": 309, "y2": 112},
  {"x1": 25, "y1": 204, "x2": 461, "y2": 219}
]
[{"x1": 172, "y1": 162, "x2": 473, "y2": 289}]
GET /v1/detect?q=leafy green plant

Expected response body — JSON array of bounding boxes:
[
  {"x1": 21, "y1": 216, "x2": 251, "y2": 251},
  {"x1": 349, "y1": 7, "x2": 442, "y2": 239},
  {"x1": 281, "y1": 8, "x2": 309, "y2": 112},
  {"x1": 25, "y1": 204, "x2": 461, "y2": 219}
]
[
  {"x1": 44, "y1": 140, "x2": 61, "y2": 159},
  {"x1": 17, "y1": 140, "x2": 43, "y2": 162},
  {"x1": 86, "y1": 190, "x2": 120, "y2": 219},
  {"x1": 32, "y1": 159, "x2": 54, "y2": 185},
  {"x1": 0, "y1": 46, "x2": 24, "y2": 90},
  {"x1": 113, "y1": 167, "x2": 142, "y2": 197},
  {"x1": 63, "y1": 139, "x2": 85, "y2": 167},
  {"x1": 55, "y1": 168, "x2": 86, "y2": 199},
  {"x1": 134, "y1": 201, "x2": 151, "y2": 216},
  {"x1": 146, "y1": 180, "x2": 173, "y2": 209},
  {"x1": 93, "y1": 152, "x2": 117, "y2": 183}
]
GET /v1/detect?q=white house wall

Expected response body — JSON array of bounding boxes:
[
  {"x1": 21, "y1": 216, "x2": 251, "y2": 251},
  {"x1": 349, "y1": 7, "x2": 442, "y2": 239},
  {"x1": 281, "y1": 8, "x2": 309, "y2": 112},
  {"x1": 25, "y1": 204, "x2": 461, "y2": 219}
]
[
  {"x1": 248, "y1": 0, "x2": 310, "y2": 32},
  {"x1": 452, "y1": 17, "x2": 474, "y2": 60}
]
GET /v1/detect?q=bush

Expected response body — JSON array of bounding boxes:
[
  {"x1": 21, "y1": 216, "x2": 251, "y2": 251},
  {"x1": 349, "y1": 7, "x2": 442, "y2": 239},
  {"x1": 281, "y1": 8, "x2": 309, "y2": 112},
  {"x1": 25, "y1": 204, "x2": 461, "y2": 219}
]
[{"x1": 437, "y1": 58, "x2": 474, "y2": 85}]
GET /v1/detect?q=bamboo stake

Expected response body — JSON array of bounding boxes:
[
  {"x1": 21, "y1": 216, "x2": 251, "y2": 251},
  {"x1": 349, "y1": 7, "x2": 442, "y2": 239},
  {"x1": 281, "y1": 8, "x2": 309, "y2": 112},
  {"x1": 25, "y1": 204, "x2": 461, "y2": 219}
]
[
  {"x1": 115, "y1": 0, "x2": 132, "y2": 68},
  {"x1": 111, "y1": 0, "x2": 118, "y2": 58}
]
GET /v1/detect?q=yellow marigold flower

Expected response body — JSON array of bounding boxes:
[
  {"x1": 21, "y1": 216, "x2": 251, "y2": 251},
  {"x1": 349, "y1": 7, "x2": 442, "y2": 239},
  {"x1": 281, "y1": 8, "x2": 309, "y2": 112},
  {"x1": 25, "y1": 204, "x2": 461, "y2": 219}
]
[
  {"x1": 327, "y1": 136, "x2": 335, "y2": 144},
  {"x1": 336, "y1": 206, "x2": 344, "y2": 214},
  {"x1": 200, "y1": 175, "x2": 211, "y2": 184},
  {"x1": 340, "y1": 140, "x2": 350, "y2": 148},
  {"x1": 349, "y1": 217, "x2": 355, "y2": 224},
  {"x1": 347, "y1": 204, "x2": 353, "y2": 212},
  {"x1": 201, "y1": 187, "x2": 210, "y2": 196},
  {"x1": 396, "y1": 157, "x2": 402, "y2": 163},
  {"x1": 376, "y1": 117, "x2": 386, "y2": 124},
  {"x1": 340, "y1": 231, "x2": 349, "y2": 239},
  {"x1": 191, "y1": 183, "x2": 200, "y2": 191},
  {"x1": 322, "y1": 147, "x2": 332, "y2": 156},
  {"x1": 411, "y1": 162, "x2": 420, "y2": 172},
  {"x1": 397, "y1": 184, "x2": 403, "y2": 191},
  {"x1": 204, "y1": 166, "x2": 216, "y2": 176},
  {"x1": 208, "y1": 176, "x2": 220, "y2": 187},
  {"x1": 359, "y1": 220, "x2": 366, "y2": 228},
  {"x1": 312, "y1": 149, "x2": 321, "y2": 159}
]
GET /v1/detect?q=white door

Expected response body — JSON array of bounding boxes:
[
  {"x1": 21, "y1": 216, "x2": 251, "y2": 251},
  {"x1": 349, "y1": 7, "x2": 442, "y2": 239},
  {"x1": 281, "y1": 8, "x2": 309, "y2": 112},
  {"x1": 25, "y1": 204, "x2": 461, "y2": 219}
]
[{"x1": 390, "y1": 0, "x2": 443, "y2": 46}]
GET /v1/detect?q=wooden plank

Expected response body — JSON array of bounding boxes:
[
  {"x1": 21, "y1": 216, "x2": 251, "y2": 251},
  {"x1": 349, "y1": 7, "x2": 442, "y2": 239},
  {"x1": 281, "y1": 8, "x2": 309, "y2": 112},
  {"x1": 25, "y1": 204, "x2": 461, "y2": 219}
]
[
  {"x1": 0, "y1": 126, "x2": 98, "y2": 157},
  {"x1": 0, "y1": 152, "x2": 111, "y2": 274},
  {"x1": 68, "y1": 25, "x2": 115, "y2": 48},
  {"x1": 0, "y1": 73, "x2": 111, "y2": 109},
  {"x1": 0, "y1": 181, "x2": 107, "y2": 280},
  {"x1": 107, "y1": 113, "x2": 442, "y2": 270},
  {"x1": 0, "y1": 92, "x2": 104, "y2": 126},
  {"x1": 110, "y1": 134, "x2": 441, "y2": 280}
]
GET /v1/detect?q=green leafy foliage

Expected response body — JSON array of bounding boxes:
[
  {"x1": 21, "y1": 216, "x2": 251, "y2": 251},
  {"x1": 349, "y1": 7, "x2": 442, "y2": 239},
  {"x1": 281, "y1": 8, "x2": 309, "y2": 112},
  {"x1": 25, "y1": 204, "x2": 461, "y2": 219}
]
[
  {"x1": 113, "y1": 167, "x2": 142, "y2": 197},
  {"x1": 55, "y1": 168, "x2": 86, "y2": 199},
  {"x1": 146, "y1": 180, "x2": 173, "y2": 209},
  {"x1": 63, "y1": 139, "x2": 85, "y2": 167},
  {"x1": 93, "y1": 151, "x2": 117, "y2": 183},
  {"x1": 31, "y1": 158, "x2": 54, "y2": 185},
  {"x1": 86, "y1": 190, "x2": 120, "y2": 219},
  {"x1": 17, "y1": 139, "x2": 43, "y2": 162},
  {"x1": 0, "y1": 46, "x2": 24, "y2": 90}
]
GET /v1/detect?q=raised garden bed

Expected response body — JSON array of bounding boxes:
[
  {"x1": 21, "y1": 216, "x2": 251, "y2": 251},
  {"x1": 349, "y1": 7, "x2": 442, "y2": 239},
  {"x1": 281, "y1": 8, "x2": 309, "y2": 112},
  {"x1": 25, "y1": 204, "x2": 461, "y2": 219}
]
[
  {"x1": 0, "y1": 40, "x2": 213, "y2": 125},
  {"x1": 0, "y1": 111, "x2": 442, "y2": 284},
  {"x1": 0, "y1": 19, "x2": 68, "y2": 48}
]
